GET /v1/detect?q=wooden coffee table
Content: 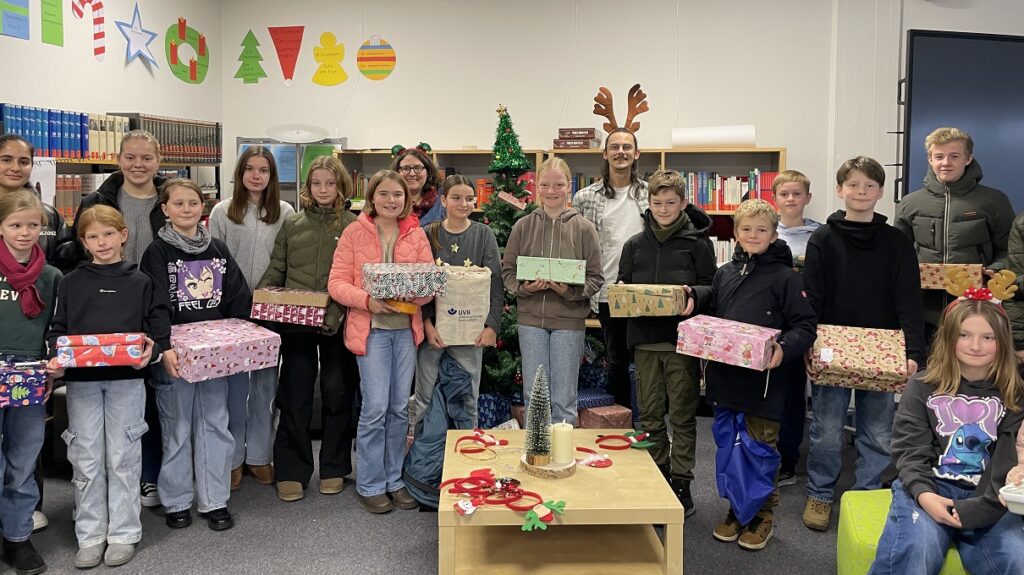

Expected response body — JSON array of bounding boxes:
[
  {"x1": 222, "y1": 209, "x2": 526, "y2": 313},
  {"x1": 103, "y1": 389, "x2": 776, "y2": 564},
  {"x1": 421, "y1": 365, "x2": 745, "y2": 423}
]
[{"x1": 438, "y1": 429, "x2": 684, "y2": 574}]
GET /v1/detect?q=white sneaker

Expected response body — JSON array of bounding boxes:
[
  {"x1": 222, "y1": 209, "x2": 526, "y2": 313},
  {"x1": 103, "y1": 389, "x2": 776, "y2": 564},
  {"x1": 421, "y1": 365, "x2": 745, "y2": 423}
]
[
  {"x1": 31, "y1": 510, "x2": 48, "y2": 532},
  {"x1": 140, "y1": 482, "x2": 161, "y2": 508}
]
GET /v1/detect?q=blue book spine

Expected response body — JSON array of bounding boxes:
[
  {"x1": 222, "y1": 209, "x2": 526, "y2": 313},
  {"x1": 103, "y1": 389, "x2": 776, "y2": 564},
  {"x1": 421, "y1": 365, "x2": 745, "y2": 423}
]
[
  {"x1": 51, "y1": 110, "x2": 60, "y2": 158},
  {"x1": 80, "y1": 113, "x2": 88, "y2": 159},
  {"x1": 1, "y1": 104, "x2": 9, "y2": 134}
]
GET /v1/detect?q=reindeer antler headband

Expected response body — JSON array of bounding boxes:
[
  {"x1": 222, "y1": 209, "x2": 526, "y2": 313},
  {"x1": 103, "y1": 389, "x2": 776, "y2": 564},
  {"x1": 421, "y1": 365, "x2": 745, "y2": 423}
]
[
  {"x1": 944, "y1": 267, "x2": 1018, "y2": 316},
  {"x1": 593, "y1": 84, "x2": 649, "y2": 133}
]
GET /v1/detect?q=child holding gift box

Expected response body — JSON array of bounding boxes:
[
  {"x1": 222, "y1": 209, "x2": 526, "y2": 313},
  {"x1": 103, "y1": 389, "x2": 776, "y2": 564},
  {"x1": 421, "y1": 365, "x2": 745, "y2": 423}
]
[
  {"x1": 501, "y1": 158, "x2": 603, "y2": 426},
  {"x1": 413, "y1": 175, "x2": 503, "y2": 427},
  {"x1": 0, "y1": 189, "x2": 62, "y2": 575},
  {"x1": 801, "y1": 157, "x2": 926, "y2": 532},
  {"x1": 771, "y1": 170, "x2": 822, "y2": 487},
  {"x1": 617, "y1": 170, "x2": 717, "y2": 516},
  {"x1": 140, "y1": 179, "x2": 251, "y2": 533},
  {"x1": 45, "y1": 205, "x2": 163, "y2": 569},
  {"x1": 328, "y1": 170, "x2": 434, "y2": 514},
  {"x1": 689, "y1": 199, "x2": 817, "y2": 550},
  {"x1": 258, "y1": 155, "x2": 358, "y2": 503},
  {"x1": 209, "y1": 146, "x2": 295, "y2": 492},
  {"x1": 870, "y1": 295, "x2": 1024, "y2": 574}
]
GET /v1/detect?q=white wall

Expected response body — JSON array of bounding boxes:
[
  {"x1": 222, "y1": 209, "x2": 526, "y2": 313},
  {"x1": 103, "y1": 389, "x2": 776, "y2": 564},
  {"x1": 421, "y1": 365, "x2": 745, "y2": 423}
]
[
  {"x1": 0, "y1": 0, "x2": 222, "y2": 122},
  {"x1": 5, "y1": 0, "x2": 1024, "y2": 224}
]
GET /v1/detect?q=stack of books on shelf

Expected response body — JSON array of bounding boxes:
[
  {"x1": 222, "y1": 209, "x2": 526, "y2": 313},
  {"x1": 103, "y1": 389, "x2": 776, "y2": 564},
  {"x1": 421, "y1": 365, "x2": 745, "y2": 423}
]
[
  {"x1": 1, "y1": 104, "x2": 102, "y2": 160},
  {"x1": 676, "y1": 169, "x2": 779, "y2": 213},
  {"x1": 553, "y1": 127, "x2": 603, "y2": 150},
  {"x1": 110, "y1": 113, "x2": 221, "y2": 164},
  {"x1": 709, "y1": 236, "x2": 736, "y2": 266}
]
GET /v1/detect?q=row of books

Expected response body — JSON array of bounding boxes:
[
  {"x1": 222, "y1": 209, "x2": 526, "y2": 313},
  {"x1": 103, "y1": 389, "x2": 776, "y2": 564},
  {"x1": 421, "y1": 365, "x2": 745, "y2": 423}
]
[
  {"x1": 0, "y1": 103, "x2": 221, "y2": 165},
  {"x1": 709, "y1": 237, "x2": 736, "y2": 266},
  {"x1": 110, "y1": 113, "x2": 221, "y2": 164},
  {"x1": 677, "y1": 169, "x2": 779, "y2": 212},
  {"x1": 53, "y1": 169, "x2": 190, "y2": 225}
]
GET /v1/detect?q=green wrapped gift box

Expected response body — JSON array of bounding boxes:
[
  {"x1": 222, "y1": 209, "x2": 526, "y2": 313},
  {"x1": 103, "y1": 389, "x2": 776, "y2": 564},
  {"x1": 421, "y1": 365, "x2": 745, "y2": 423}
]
[{"x1": 515, "y1": 256, "x2": 586, "y2": 285}]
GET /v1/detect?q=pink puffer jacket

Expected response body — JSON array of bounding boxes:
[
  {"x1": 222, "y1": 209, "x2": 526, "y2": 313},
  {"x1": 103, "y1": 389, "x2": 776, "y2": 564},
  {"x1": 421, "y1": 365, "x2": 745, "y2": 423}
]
[{"x1": 328, "y1": 212, "x2": 434, "y2": 355}]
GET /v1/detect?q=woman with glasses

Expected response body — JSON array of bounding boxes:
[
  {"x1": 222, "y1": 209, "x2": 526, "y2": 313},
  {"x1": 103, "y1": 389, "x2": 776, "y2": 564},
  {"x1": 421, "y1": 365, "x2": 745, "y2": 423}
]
[{"x1": 388, "y1": 144, "x2": 445, "y2": 226}]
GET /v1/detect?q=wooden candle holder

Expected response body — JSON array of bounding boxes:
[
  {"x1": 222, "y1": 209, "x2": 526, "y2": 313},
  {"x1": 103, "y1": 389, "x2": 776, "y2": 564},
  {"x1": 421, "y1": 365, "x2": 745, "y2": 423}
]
[{"x1": 520, "y1": 454, "x2": 577, "y2": 480}]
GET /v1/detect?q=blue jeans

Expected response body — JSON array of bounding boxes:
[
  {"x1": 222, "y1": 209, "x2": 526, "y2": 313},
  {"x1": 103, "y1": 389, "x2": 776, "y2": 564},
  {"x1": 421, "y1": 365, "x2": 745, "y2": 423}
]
[
  {"x1": 869, "y1": 479, "x2": 1024, "y2": 574},
  {"x1": 806, "y1": 385, "x2": 895, "y2": 503},
  {"x1": 227, "y1": 366, "x2": 277, "y2": 469},
  {"x1": 0, "y1": 403, "x2": 45, "y2": 543},
  {"x1": 354, "y1": 329, "x2": 415, "y2": 497},
  {"x1": 518, "y1": 326, "x2": 585, "y2": 426},
  {"x1": 64, "y1": 379, "x2": 147, "y2": 547},
  {"x1": 152, "y1": 369, "x2": 233, "y2": 513},
  {"x1": 413, "y1": 344, "x2": 482, "y2": 427}
]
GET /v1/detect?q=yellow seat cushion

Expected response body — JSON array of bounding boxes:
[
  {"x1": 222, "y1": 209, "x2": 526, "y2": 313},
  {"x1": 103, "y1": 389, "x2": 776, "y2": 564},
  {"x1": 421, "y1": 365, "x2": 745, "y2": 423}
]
[{"x1": 837, "y1": 489, "x2": 967, "y2": 575}]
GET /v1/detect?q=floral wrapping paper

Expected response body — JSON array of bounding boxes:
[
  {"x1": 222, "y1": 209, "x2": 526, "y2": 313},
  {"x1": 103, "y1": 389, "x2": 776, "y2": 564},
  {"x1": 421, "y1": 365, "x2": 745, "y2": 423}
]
[
  {"x1": 676, "y1": 315, "x2": 780, "y2": 371},
  {"x1": 807, "y1": 325, "x2": 908, "y2": 392},
  {"x1": 919, "y1": 263, "x2": 984, "y2": 290},
  {"x1": 0, "y1": 363, "x2": 47, "y2": 408},
  {"x1": 361, "y1": 263, "x2": 447, "y2": 299},
  {"x1": 607, "y1": 284, "x2": 687, "y2": 317},
  {"x1": 170, "y1": 319, "x2": 281, "y2": 383}
]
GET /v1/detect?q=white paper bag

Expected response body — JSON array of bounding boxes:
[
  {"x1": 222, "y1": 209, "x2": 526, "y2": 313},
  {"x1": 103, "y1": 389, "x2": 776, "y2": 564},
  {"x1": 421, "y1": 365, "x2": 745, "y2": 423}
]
[{"x1": 434, "y1": 267, "x2": 491, "y2": 346}]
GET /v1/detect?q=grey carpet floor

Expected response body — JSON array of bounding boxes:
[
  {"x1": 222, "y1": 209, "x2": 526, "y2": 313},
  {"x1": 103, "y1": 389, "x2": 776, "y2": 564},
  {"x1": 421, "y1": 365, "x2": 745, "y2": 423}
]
[{"x1": 25, "y1": 417, "x2": 858, "y2": 574}]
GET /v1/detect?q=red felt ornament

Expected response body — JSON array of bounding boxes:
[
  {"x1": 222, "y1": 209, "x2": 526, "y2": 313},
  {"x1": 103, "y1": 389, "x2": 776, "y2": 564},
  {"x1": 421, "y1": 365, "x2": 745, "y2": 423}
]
[{"x1": 496, "y1": 339, "x2": 505, "y2": 350}]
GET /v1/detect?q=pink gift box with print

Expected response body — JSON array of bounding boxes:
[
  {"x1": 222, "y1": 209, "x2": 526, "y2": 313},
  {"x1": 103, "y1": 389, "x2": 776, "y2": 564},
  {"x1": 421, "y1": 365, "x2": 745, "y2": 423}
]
[
  {"x1": 0, "y1": 362, "x2": 47, "y2": 408},
  {"x1": 170, "y1": 319, "x2": 281, "y2": 383},
  {"x1": 676, "y1": 315, "x2": 780, "y2": 371},
  {"x1": 250, "y1": 287, "x2": 330, "y2": 327}
]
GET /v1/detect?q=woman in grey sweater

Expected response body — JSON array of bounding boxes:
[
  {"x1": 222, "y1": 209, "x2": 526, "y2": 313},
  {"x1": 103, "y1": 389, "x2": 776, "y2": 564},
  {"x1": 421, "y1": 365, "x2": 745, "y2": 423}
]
[{"x1": 208, "y1": 146, "x2": 294, "y2": 491}]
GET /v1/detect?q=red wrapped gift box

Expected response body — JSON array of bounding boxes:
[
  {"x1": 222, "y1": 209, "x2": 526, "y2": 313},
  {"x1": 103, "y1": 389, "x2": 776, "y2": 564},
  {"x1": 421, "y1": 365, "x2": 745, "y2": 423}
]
[{"x1": 55, "y1": 333, "x2": 147, "y2": 368}]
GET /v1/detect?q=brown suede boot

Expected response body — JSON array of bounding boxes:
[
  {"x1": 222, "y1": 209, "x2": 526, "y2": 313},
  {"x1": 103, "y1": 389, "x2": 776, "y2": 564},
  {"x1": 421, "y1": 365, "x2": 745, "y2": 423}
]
[
  {"x1": 230, "y1": 466, "x2": 242, "y2": 492},
  {"x1": 247, "y1": 464, "x2": 274, "y2": 485}
]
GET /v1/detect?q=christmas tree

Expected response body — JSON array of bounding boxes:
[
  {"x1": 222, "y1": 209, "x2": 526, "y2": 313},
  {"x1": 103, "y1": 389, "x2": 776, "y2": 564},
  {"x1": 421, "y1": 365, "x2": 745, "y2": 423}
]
[
  {"x1": 525, "y1": 364, "x2": 552, "y2": 461},
  {"x1": 235, "y1": 30, "x2": 268, "y2": 84},
  {"x1": 481, "y1": 105, "x2": 536, "y2": 397}
]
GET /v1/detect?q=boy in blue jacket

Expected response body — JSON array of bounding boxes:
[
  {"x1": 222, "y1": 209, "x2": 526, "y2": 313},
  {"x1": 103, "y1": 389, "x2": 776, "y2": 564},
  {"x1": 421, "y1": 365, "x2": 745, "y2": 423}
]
[{"x1": 690, "y1": 199, "x2": 817, "y2": 551}]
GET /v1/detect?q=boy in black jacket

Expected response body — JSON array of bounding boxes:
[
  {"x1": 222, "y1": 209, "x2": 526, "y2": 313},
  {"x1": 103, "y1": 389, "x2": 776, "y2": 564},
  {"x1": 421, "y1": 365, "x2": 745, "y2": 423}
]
[
  {"x1": 690, "y1": 199, "x2": 817, "y2": 551},
  {"x1": 617, "y1": 170, "x2": 717, "y2": 517},
  {"x1": 801, "y1": 156, "x2": 926, "y2": 532}
]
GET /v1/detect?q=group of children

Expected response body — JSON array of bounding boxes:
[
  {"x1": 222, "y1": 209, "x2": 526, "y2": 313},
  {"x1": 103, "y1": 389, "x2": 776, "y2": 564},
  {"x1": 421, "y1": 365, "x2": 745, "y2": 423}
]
[{"x1": 2, "y1": 123, "x2": 1024, "y2": 573}]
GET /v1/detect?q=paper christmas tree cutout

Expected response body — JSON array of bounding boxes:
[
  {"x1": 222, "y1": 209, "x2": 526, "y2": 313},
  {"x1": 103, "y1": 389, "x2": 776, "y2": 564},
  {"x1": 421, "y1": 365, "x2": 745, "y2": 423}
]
[
  {"x1": 235, "y1": 30, "x2": 268, "y2": 84},
  {"x1": 525, "y1": 364, "x2": 552, "y2": 457}
]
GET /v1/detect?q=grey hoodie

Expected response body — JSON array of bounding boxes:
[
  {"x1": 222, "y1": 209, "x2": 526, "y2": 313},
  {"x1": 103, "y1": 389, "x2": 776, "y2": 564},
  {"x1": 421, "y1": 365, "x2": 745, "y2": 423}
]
[
  {"x1": 501, "y1": 207, "x2": 602, "y2": 330},
  {"x1": 208, "y1": 199, "x2": 295, "y2": 291}
]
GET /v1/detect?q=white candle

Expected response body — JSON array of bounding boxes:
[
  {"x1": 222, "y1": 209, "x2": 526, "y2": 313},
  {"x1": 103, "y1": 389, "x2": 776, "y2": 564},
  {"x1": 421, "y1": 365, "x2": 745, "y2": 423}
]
[{"x1": 551, "y1": 421, "x2": 574, "y2": 465}]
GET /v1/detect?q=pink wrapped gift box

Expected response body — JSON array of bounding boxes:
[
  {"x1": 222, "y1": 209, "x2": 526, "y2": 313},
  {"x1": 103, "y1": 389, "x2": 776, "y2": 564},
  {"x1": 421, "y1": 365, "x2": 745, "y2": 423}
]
[
  {"x1": 0, "y1": 362, "x2": 47, "y2": 408},
  {"x1": 170, "y1": 319, "x2": 281, "y2": 383},
  {"x1": 676, "y1": 315, "x2": 780, "y2": 371},
  {"x1": 251, "y1": 302, "x2": 326, "y2": 327},
  {"x1": 808, "y1": 325, "x2": 908, "y2": 392},
  {"x1": 55, "y1": 333, "x2": 147, "y2": 368}
]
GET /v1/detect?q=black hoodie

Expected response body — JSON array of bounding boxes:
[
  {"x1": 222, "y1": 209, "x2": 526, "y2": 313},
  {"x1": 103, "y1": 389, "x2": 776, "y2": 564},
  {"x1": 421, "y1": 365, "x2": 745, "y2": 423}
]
[
  {"x1": 617, "y1": 206, "x2": 718, "y2": 348},
  {"x1": 46, "y1": 261, "x2": 171, "y2": 382},
  {"x1": 70, "y1": 172, "x2": 168, "y2": 264},
  {"x1": 691, "y1": 240, "x2": 818, "y2": 421},
  {"x1": 803, "y1": 211, "x2": 927, "y2": 366}
]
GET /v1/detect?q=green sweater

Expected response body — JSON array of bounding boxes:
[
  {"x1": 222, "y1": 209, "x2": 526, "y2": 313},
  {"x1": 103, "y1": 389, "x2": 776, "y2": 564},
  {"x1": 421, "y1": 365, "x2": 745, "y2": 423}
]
[
  {"x1": 0, "y1": 264, "x2": 62, "y2": 359},
  {"x1": 257, "y1": 205, "x2": 357, "y2": 335}
]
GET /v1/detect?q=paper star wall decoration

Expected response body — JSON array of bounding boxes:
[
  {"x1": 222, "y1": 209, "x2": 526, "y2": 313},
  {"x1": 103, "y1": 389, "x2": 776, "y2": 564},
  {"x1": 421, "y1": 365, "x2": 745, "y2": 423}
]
[{"x1": 116, "y1": 3, "x2": 159, "y2": 67}]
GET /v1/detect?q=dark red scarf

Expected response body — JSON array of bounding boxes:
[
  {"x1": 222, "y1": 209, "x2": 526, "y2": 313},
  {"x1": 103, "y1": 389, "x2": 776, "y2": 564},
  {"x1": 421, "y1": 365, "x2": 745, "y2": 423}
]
[
  {"x1": 0, "y1": 243, "x2": 46, "y2": 318},
  {"x1": 412, "y1": 186, "x2": 438, "y2": 219}
]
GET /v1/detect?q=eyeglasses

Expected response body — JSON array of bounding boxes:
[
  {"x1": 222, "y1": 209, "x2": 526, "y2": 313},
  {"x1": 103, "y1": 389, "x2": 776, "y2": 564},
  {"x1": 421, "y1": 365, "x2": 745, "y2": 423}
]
[{"x1": 399, "y1": 165, "x2": 426, "y2": 175}]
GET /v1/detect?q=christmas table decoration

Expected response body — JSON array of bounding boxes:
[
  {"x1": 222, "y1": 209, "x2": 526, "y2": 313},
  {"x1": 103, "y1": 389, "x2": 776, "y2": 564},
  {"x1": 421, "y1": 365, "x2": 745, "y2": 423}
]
[{"x1": 521, "y1": 365, "x2": 576, "y2": 479}]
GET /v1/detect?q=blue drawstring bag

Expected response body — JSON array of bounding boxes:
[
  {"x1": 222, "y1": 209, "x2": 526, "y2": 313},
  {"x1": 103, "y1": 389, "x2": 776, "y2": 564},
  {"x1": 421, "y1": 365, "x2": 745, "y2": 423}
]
[{"x1": 712, "y1": 407, "x2": 781, "y2": 526}]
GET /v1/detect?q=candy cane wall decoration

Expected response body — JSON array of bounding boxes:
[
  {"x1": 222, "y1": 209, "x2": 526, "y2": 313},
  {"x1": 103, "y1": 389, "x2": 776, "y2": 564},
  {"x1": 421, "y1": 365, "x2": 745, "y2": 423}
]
[{"x1": 71, "y1": 0, "x2": 106, "y2": 60}]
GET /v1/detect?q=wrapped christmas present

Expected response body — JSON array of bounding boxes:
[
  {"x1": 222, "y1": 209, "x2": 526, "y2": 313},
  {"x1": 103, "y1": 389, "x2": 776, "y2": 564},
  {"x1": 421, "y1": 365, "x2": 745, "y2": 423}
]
[
  {"x1": 577, "y1": 388, "x2": 615, "y2": 409},
  {"x1": 251, "y1": 287, "x2": 330, "y2": 327},
  {"x1": 55, "y1": 332, "x2": 147, "y2": 368},
  {"x1": 515, "y1": 256, "x2": 587, "y2": 285},
  {"x1": 607, "y1": 284, "x2": 687, "y2": 317},
  {"x1": 0, "y1": 362, "x2": 47, "y2": 408},
  {"x1": 676, "y1": 315, "x2": 780, "y2": 371},
  {"x1": 434, "y1": 266, "x2": 491, "y2": 345},
  {"x1": 919, "y1": 263, "x2": 983, "y2": 290},
  {"x1": 170, "y1": 319, "x2": 281, "y2": 383},
  {"x1": 807, "y1": 325, "x2": 907, "y2": 392},
  {"x1": 361, "y1": 263, "x2": 447, "y2": 299},
  {"x1": 579, "y1": 404, "x2": 632, "y2": 429}
]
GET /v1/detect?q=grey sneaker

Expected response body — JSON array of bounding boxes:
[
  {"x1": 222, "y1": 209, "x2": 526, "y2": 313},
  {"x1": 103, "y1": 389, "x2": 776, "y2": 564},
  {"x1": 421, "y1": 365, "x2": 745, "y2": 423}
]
[
  {"x1": 74, "y1": 543, "x2": 105, "y2": 569},
  {"x1": 140, "y1": 482, "x2": 160, "y2": 508},
  {"x1": 777, "y1": 469, "x2": 798, "y2": 487},
  {"x1": 104, "y1": 543, "x2": 136, "y2": 567},
  {"x1": 31, "y1": 511, "x2": 48, "y2": 533}
]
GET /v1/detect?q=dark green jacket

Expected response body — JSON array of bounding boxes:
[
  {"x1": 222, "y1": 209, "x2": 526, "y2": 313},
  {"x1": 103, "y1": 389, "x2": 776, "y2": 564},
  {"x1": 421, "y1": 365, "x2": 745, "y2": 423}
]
[
  {"x1": 257, "y1": 205, "x2": 357, "y2": 335},
  {"x1": 1004, "y1": 210, "x2": 1024, "y2": 350}
]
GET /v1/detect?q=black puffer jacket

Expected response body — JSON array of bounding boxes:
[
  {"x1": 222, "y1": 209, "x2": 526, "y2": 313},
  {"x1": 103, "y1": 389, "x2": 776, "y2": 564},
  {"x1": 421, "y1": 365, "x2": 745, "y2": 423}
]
[
  {"x1": 895, "y1": 159, "x2": 1013, "y2": 268},
  {"x1": 617, "y1": 206, "x2": 717, "y2": 348},
  {"x1": 691, "y1": 240, "x2": 817, "y2": 421},
  {"x1": 70, "y1": 172, "x2": 168, "y2": 263}
]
